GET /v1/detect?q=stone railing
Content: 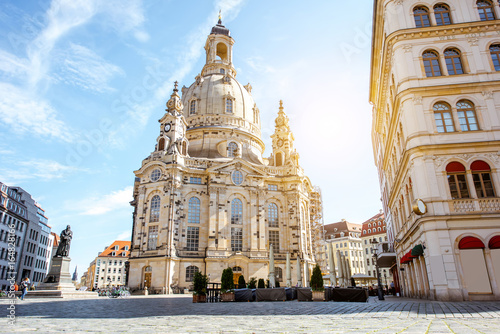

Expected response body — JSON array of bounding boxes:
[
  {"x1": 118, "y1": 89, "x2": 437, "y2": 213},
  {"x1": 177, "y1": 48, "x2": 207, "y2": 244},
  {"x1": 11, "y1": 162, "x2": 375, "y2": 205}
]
[
  {"x1": 184, "y1": 158, "x2": 208, "y2": 169},
  {"x1": 449, "y1": 198, "x2": 500, "y2": 213}
]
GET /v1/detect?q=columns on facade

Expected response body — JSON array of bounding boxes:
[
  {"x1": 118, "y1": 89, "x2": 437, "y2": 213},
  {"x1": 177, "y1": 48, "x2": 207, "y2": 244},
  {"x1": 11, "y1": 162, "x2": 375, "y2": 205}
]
[{"x1": 483, "y1": 249, "x2": 500, "y2": 299}]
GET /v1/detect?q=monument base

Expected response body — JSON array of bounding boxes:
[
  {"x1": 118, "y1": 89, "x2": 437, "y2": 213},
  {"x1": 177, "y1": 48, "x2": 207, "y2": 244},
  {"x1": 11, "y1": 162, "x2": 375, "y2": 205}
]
[{"x1": 32, "y1": 256, "x2": 98, "y2": 298}]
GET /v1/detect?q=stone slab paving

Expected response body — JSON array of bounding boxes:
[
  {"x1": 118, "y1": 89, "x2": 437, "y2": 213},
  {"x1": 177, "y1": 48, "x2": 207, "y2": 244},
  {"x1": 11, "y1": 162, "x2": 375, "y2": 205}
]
[{"x1": 1, "y1": 295, "x2": 500, "y2": 333}]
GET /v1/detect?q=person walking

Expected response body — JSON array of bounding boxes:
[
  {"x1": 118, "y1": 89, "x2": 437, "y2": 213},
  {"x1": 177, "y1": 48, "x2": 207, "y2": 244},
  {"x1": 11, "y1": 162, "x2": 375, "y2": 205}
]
[{"x1": 19, "y1": 277, "x2": 30, "y2": 300}]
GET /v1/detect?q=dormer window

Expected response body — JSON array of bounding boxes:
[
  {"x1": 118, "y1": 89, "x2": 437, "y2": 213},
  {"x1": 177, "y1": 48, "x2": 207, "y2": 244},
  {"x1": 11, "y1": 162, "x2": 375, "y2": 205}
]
[
  {"x1": 227, "y1": 142, "x2": 238, "y2": 157},
  {"x1": 226, "y1": 99, "x2": 233, "y2": 113},
  {"x1": 124, "y1": 246, "x2": 129, "y2": 251},
  {"x1": 114, "y1": 245, "x2": 119, "y2": 251},
  {"x1": 111, "y1": 251, "x2": 116, "y2": 256},
  {"x1": 220, "y1": 68, "x2": 225, "y2": 74},
  {"x1": 122, "y1": 252, "x2": 127, "y2": 257},
  {"x1": 190, "y1": 100, "x2": 196, "y2": 115}
]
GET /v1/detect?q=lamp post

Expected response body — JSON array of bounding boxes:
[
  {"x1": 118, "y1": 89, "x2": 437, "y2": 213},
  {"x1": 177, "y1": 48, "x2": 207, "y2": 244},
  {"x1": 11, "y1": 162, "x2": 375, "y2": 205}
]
[{"x1": 370, "y1": 238, "x2": 385, "y2": 301}]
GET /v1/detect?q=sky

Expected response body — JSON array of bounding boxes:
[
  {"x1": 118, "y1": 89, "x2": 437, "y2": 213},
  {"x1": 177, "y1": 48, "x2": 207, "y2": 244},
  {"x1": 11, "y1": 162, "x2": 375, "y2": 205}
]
[{"x1": 0, "y1": 0, "x2": 380, "y2": 279}]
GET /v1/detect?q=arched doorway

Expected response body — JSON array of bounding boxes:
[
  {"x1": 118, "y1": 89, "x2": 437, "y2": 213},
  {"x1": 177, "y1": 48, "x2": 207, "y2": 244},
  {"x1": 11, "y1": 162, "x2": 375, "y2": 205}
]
[
  {"x1": 232, "y1": 266, "x2": 242, "y2": 285},
  {"x1": 143, "y1": 266, "x2": 152, "y2": 289}
]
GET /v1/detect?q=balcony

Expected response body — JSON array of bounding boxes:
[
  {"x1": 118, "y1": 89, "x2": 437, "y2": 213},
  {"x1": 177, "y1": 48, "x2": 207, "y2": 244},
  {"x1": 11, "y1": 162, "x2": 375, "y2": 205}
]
[
  {"x1": 374, "y1": 242, "x2": 396, "y2": 268},
  {"x1": 449, "y1": 198, "x2": 500, "y2": 214}
]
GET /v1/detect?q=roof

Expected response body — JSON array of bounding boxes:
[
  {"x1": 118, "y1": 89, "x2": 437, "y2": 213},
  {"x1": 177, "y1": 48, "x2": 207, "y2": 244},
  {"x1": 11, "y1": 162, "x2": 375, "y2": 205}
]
[
  {"x1": 210, "y1": 19, "x2": 230, "y2": 36},
  {"x1": 324, "y1": 220, "x2": 362, "y2": 238},
  {"x1": 361, "y1": 211, "x2": 386, "y2": 237},
  {"x1": 51, "y1": 232, "x2": 60, "y2": 247},
  {"x1": 98, "y1": 240, "x2": 131, "y2": 258}
]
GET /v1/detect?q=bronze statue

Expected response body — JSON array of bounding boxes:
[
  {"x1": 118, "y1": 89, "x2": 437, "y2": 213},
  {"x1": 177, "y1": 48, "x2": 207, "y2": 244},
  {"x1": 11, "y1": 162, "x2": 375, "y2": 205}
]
[{"x1": 55, "y1": 225, "x2": 73, "y2": 257}]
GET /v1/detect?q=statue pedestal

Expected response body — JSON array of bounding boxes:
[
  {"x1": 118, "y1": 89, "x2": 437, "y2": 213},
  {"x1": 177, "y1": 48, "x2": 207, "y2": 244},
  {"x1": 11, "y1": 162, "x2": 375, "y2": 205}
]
[{"x1": 31, "y1": 257, "x2": 97, "y2": 299}]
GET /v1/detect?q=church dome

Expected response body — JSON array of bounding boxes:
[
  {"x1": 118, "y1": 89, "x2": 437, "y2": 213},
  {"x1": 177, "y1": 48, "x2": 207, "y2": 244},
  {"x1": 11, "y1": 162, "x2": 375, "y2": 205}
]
[{"x1": 180, "y1": 21, "x2": 264, "y2": 164}]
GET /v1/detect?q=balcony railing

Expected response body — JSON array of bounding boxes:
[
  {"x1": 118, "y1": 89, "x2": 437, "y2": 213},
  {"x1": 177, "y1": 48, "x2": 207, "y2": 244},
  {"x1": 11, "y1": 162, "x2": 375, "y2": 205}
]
[{"x1": 449, "y1": 198, "x2": 500, "y2": 214}]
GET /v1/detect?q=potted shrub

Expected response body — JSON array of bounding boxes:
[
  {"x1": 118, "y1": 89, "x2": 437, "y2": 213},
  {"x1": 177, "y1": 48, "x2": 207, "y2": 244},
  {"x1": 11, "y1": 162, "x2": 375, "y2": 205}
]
[
  {"x1": 248, "y1": 277, "x2": 257, "y2": 289},
  {"x1": 192, "y1": 271, "x2": 208, "y2": 303},
  {"x1": 220, "y1": 267, "x2": 235, "y2": 302},
  {"x1": 238, "y1": 275, "x2": 246, "y2": 289},
  {"x1": 310, "y1": 264, "x2": 325, "y2": 301},
  {"x1": 257, "y1": 278, "x2": 265, "y2": 289}
]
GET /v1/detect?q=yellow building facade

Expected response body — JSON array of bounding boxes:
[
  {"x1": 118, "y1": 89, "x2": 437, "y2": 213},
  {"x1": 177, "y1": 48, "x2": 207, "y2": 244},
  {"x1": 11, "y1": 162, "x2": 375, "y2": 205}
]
[
  {"x1": 128, "y1": 19, "x2": 322, "y2": 293},
  {"x1": 371, "y1": 0, "x2": 500, "y2": 301}
]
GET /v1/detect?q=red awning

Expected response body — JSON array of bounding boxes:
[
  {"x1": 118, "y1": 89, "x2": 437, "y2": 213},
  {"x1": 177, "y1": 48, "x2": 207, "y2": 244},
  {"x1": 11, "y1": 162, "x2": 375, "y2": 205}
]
[
  {"x1": 458, "y1": 236, "x2": 485, "y2": 249},
  {"x1": 489, "y1": 236, "x2": 500, "y2": 249}
]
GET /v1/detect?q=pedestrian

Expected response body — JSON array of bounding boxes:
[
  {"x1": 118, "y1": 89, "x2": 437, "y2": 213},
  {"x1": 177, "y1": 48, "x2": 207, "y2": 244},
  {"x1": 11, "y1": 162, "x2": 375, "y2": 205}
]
[
  {"x1": 14, "y1": 283, "x2": 18, "y2": 291},
  {"x1": 390, "y1": 281, "x2": 395, "y2": 295},
  {"x1": 19, "y1": 277, "x2": 30, "y2": 300}
]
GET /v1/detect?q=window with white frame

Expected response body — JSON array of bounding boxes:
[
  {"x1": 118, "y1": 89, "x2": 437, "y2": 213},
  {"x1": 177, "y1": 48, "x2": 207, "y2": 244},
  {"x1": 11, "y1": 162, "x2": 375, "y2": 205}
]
[
  {"x1": 150, "y1": 195, "x2": 161, "y2": 222},
  {"x1": 147, "y1": 225, "x2": 158, "y2": 250},
  {"x1": 186, "y1": 226, "x2": 199, "y2": 251},
  {"x1": 188, "y1": 197, "x2": 201, "y2": 224}
]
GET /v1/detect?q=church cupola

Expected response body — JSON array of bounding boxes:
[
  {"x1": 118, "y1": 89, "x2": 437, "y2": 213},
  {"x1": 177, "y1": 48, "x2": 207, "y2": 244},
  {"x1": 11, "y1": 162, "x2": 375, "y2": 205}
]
[
  {"x1": 201, "y1": 14, "x2": 236, "y2": 77},
  {"x1": 270, "y1": 100, "x2": 299, "y2": 167},
  {"x1": 156, "y1": 82, "x2": 189, "y2": 164}
]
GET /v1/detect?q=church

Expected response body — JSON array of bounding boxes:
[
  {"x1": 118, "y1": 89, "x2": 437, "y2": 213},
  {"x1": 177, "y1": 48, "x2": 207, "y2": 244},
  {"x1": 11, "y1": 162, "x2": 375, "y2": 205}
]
[{"x1": 127, "y1": 18, "x2": 323, "y2": 293}]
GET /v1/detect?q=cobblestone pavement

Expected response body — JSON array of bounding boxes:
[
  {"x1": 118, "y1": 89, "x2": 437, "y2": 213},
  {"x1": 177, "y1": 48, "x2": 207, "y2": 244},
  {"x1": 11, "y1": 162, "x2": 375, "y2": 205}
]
[{"x1": 2, "y1": 295, "x2": 500, "y2": 333}]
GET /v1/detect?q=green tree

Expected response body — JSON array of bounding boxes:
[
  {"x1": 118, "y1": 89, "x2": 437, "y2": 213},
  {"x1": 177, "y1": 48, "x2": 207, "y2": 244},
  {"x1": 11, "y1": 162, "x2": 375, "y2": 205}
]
[
  {"x1": 310, "y1": 264, "x2": 324, "y2": 291},
  {"x1": 238, "y1": 275, "x2": 246, "y2": 289},
  {"x1": 258, "y1": 278, "x2": 266, "y2": 289},
  {"x1": 193, "y1": 271, "x2": 208, "y2": 296},
  {"x1": 248, "y1": 277, "x2": 257, "y2": 289},
  {"x1": 221, "y1": 267, "x2": 234, "y2": 293}
]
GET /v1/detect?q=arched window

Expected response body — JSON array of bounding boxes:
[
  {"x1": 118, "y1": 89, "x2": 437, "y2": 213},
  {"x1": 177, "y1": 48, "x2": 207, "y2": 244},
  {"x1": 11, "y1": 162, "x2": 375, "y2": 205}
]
[
  {"x1": 413, "y1": 6, "x2": 431, "y2": 27},
  {"x1": 471, "y1": 160, "x2": 495, "y2": 198},
  {"x1": 227, "y1": 142, "x2": 237, "y2": 157},
  {"x1": 490, "y1": 44, "x2": 500, "y2": 71},
  {"x1": 363, "y1": 230, "x2": 366, "y2": 235},
  {"x1": 477, "y1": 0, "x2": 496, "y2": 21},
  {"x1": 275, "y1": 267, "x2": 283, "y2": 282},
  {"x1": 275, "y1": 152, "x2": 283, "y2": 166},
  {"x1": 188, "y1": 197, "x2": 201, "y2": 224},
  {"x1": 368, "y1": 229, "x2": 371, "y2": 233},
  {"x1": 434, "y1": 4, "x2": 452, "y2": 25},
  {"x1": 220, "y1": 68, "x2": 225, "y2": 74},
  {"x1": 225, "y1": 98, "x2": 233, "y2": 113},
  {"x1": 446, "y1": 162, "x2": 469, "y2": 199},
  {"x1": 433, "y1": 102, "x2": 455, "y2": 133},
  {"x1": 158, "y1": 138, "x2": 165, "y2": 151},
  {"x1": 423, "y1": 51, "x2": 442, "y2": 77},
  {"x1": 378, "y1": 227, "x2": 381, "y2": 232},
  {"x1": 268, "y1": 203, "x2": 279, "y2": 227},
  {"x1": 231, "y1": 198, "x2": 243, "y2": 224},
  {"x1": 150, "y1": 195, "x2": 161, "y2": 222},
  {"x1": 190, "y1": 100, "x2": 196, "y2": 115},
  {"x1": 444, "y1": 49, "x2": 464, "y2": 75},
  {"x1": 456, "y1": 100, "x2": 478, "y2": 131},
  {"x1": 186, "y1": 265, "x2": 199, "y2": 282},
  {"x1": 458, "y1": 236, "x2": 491, "y2": 294},
  {"x1": 232, "y1": 266, "x2": 242, "y2": 272}
]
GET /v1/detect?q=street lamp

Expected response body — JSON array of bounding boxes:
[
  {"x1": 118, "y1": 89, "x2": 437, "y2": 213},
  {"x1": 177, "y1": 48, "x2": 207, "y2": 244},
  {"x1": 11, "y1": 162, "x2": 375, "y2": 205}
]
[{"x1": 370, "y1": 238, "x2": 385, "y2": 301}]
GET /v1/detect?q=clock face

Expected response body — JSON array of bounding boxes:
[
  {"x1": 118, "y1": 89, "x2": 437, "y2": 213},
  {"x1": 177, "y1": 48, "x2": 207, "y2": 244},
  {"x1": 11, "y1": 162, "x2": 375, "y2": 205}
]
[
  {"x1": 412, "y1": 199, "x2": 427, "y2": 215},
  {"x1": 164, "y1": 124, "x2": 171, "y2": 132}
]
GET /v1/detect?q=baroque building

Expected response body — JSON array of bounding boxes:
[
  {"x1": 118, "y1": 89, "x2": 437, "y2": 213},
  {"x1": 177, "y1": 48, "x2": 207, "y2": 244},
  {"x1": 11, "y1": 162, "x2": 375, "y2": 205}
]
[
  {"x1": 128, "y1": 19, "x2": 323, "y2": 292},
  {"x1": 370, "y1": 0, "x2": 500, "y2": 301}
]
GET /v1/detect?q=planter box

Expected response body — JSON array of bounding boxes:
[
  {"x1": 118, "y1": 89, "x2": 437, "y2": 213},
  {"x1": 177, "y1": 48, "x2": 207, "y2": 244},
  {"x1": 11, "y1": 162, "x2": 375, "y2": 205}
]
[
  {"x1": 296, "y1": 288, "x2": 312, "y2": 301},
  {"x1": 221, "y1": 292, "x2": 235, "y2": 302},
  {"x1": 192, "y1": 294, "x2": 207, "y2": 303},
  {"x1": 312, "y1": 290, "x2": 325, "y2": 301}
]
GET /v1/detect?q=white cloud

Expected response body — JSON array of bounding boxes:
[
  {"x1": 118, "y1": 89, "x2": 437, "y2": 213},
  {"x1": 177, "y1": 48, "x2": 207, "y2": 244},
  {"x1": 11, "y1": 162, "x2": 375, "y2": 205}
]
[
  {"x1": 0, "y1": 50, "x2": 29, "y2": 78},
  {"x1": 116, "y1": 230, "x2": 131, "y2": 241},
  {"x1": 0, "y1": 158, "x2": 85, "y2": 183},
  {"x1": 54, "y1": 43, "x2": 124, "y2": 93},
  {"x1": 0, "y1": 82, "x2": 72, "y2": 141},
  {"x1": 79, "y1": 186, "x2": 133, "y2": 216}
]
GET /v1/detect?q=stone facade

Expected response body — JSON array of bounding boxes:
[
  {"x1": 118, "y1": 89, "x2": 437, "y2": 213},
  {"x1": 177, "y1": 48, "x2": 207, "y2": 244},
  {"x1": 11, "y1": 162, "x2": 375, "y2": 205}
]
[
  {"x1": 128, "y1": 20, "x2": 322, "y2": 293},
  {"x1": 370, "y1": 0, "x2": 500, "y2": 301}
]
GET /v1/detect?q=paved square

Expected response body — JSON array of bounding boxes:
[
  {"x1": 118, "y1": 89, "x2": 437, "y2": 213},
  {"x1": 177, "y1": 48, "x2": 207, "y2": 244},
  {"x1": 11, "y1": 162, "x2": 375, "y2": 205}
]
[{"x1": 2, "y1": 295, "x2": 500, "y2": 333}]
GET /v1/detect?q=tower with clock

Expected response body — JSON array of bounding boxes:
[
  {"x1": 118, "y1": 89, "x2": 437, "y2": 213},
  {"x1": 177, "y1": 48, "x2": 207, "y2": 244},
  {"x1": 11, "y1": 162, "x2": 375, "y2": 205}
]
[{"x1": 156, "y1": 81, "x2": 189, "y2": 165}]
